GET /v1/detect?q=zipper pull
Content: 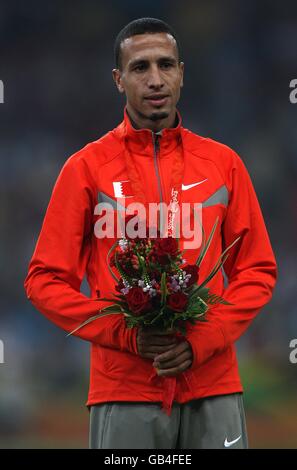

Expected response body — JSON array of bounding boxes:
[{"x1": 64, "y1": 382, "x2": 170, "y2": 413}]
[
  {"x1": 155, "y1": 135, "x2": 160, "y2": 152},
  {"x1": 153, "y1": 132, "x2": 161, "y2": 153}
]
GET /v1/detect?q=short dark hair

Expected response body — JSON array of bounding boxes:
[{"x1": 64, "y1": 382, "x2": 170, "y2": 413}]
[{"x1": 114, "y1": 17, "x2": 181, "y2": 70}]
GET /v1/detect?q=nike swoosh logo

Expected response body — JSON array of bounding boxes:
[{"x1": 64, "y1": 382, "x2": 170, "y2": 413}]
[
  {"x1": 224, "y1": 435, "x2": 242, "y2": 448},
  {"x1": 182, "y1": 179, "x2": 208, "y2": 191}
]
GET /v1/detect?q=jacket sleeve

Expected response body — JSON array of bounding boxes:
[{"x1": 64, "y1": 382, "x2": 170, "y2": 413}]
[
  {"x1": 186, "y1": 150, "x2": 278, "y2": 369},
  {"x1": 24, "y1": 153, "x2": 138, "y2": 354}
]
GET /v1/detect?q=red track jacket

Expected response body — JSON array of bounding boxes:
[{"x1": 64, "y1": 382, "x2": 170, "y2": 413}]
[{"x1": 24, "y1": 108, "x2": 277, "y2": 407}]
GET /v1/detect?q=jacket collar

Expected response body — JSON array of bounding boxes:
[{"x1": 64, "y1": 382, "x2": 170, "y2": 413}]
[{"x1": 114, "y1": 106, "x2": 183, "y2": 157}]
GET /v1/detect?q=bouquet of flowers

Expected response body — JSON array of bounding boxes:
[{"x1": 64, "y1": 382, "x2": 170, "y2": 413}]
[
  {"x1": 68, "y1": 214, "x2": 240, "y2": 415},
  {"x1": 69, "y1": 215, "x2": 239, "y2": 336}
]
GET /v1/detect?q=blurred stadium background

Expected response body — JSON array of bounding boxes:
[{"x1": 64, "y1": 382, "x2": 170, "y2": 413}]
[{"x1": 0, "y1": 0, "x2": 297, "y2": 448}]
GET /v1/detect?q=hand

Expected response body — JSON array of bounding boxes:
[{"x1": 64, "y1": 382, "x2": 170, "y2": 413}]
[
  {"x1": 136, "y1": 326, "x2": 179, "y2": 360},
  {"x1": 152, "y1": 340, "x2": 193, "y2": 377}
]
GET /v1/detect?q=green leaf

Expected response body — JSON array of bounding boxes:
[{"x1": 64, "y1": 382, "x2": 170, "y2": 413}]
[
  {"x1": 189, "y1": 295, "x2": 208, "y2": 313},
  {"x1": 195, "y1": 216, "x2": 219, "y2": 267},
  {"x1": 196, "y1": 253, "x2": 229, "y2": 291},
  {"x1": 204, "y1": 291, "x2": 233, "y2": 306},
  {"x1": 96, "y1": 297, "x2": 130, "y2": 310},
  {"x1": 220, "y1": 235, "x2": 241, "y2": 260},
  {"x1": 106, "y1": 241, "x2": 120, "y2": 283},
  {"x1": 149, "y1": 308, "x2": 165, "y2": 325},
  {"x1": 188, "y1": 285, "x2": 209, "y2": 299},
  {"x1": 66, "y1": 307, "x2": 122, "y2": 337},
  {"x1": 112, "y1": 294, "x2": 127, "y2": 301},
  {"x1": 137, "y1": 253, "x2": 145, "y2": 270},
  {"x1": 196, "y1": 233, "x2": 241, "y2": 291},
  {"x1": 114, "y1": 251, "x2": 133, "y2": 286},
  {"x1": 221, "y1": 300, "x2": 233, "y2": 305},
  {"x1": 97, "y1": 304, "x2": 123, "y2": 312},
  {"x1": 194, "y1": 286, "x2": 210, "y2": 300},
  {"x1": 191, "y1": 206, "x2": 206, "y2": 265}
]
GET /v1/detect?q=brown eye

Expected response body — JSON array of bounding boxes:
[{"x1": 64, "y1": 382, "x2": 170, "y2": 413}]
[
  {"x1": 134, "y1": 64, "x2": 146, "y2": 72},
  {"x1": 161, "y1": 62, "x2": 173, "y2": 69}
]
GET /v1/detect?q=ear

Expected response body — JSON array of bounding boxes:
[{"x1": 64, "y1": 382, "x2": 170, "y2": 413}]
[
  {"x1": 112, "y1": 69, "x2": 125, "y2": 94},
  {"x1": 179, "y1": 62, "x2": 184, "y2": 88}
]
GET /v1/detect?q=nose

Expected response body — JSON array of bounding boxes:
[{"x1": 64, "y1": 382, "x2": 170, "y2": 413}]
[{"x1": 147, "y1": 64, "x2": 164, "y2": 89}]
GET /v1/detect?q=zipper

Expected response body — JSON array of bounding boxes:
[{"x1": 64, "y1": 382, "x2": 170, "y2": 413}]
[{"x1": 152, "y1": 132, "x2": 165, "y2": 233}]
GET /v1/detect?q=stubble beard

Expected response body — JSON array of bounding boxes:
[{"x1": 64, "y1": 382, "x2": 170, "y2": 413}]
[
  {"x1": 137, "y1": 107, "x2": 169, "y2": 122},
  {"x1": 148, "y1": 111, "x2": 169, "y2": 122}
]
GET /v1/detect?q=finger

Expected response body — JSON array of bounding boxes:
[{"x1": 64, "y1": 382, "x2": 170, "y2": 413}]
[
  {"x1": 140, "y1": 352, "x2": 159, "y2": 360},
  {"x1": 138, "y1": 326, "x2": 177, "y2": 341},
  {"x1": 139, "y1": 335, "x2": 178, "y2": 347},
  {"x1": 141, "y1": 327, "x2": 176, "y2": 337},
  {"x1": 141, "y1": 343, "x2": 179, "y2": 355},
  {"x1": 156, "y1": 359, "x2": 193, "y2": 377},
  {"x1": 138, "y1": 342, "x2": 180, "y2": 360},
  {"x1": 153, "y1": 341, "x2": 189, "y2": 363},
  {"x1": 153, "y1": 350, "x2": 192, "y2": 369},
  {"x1": 138, "y1": 345, "x2": 178, "y2": 360},
  {"x1": 145, "y1": 337, "x2": 178, "y2": 347}
]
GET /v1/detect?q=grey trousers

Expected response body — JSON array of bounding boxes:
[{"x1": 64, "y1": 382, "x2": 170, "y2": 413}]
[{"x1": 89, "y1": 393, "x2": 248, "y2": 449}]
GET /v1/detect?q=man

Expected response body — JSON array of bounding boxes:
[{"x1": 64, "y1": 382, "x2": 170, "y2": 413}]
[{"x1": 24, "y1": 18, "x2": 277, "y2": 449}]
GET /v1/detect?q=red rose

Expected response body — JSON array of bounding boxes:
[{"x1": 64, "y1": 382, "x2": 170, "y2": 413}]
[
  {"x1": 155, "y1": 253, "x2": 170, "y2": 266},
  {"x1": 154, "y1": 237, "x2": 178, "y2": 257},
  {"x1": 167, "y1": 292, "x2": 188, "y2": 312},
  {"x1": 183, "y1": 264, "x2": 199, "y2": 287},
  {"x1": 126, "y1": 287, "x2": 152, "y2": 316}
]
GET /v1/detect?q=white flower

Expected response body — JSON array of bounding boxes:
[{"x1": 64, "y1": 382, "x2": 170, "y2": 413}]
[
  {"x1": 149, "y1": 288, "x2": 157, "y2": 297},
  {"x1": 121, "y1": 287, "x2": 130, "y2": 295},
  {"x1": 119, "y1": 239, "x2": 128, "y2": 252}
]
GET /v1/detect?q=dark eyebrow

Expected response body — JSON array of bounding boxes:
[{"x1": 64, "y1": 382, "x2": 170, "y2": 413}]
[{"x1": 128, "y1": 56, "x2": 177, "y2": 69}]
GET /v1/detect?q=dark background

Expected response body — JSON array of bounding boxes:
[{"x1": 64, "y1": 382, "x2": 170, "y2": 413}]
[{"x1": 0, "y1": 0, "x2": 297, "y2": 448}]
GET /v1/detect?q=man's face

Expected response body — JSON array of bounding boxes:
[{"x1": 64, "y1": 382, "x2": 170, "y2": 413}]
[{"x1": 112, "y1": 32, "x2": 184, "y2": 129}]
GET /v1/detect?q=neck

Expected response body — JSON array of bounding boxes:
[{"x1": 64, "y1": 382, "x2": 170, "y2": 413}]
[{"x1": 126, "y1": 105, "x2": 178, "y2": 132}]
